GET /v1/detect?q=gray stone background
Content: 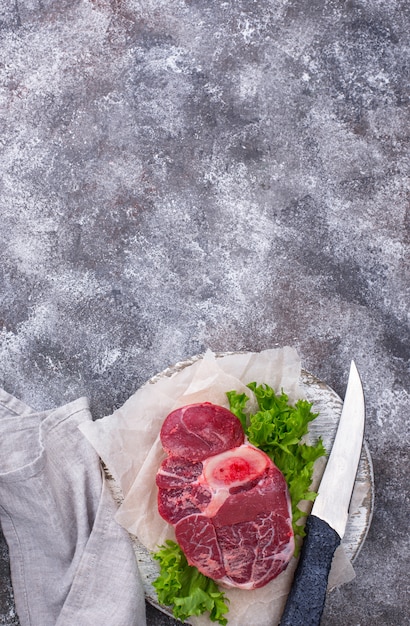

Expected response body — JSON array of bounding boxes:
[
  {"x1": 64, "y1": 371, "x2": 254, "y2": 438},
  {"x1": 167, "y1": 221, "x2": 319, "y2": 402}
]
[{"x1": 0, "y1": 0, "x2": 409, "y2": 624}]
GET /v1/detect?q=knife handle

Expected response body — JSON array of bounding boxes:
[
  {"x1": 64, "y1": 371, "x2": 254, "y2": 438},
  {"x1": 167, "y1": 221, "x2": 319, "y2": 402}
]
[{"x1": 279, "y1": 515, "x2": 341, "y2": 626}]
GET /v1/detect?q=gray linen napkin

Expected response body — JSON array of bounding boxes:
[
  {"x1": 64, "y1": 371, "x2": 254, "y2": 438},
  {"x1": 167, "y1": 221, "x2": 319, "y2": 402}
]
[{"x1": 0, "y1": 389, "x2": 146, "y2": 626}]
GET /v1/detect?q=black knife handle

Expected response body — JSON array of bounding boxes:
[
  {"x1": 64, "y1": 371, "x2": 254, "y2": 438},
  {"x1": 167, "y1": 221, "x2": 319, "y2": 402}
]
[{"x1": 279, "y1": 515, "x2": 341, "y2": 626}]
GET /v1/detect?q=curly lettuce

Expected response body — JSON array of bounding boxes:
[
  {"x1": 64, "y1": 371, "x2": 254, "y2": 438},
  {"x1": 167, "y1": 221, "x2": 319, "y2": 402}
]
[{"x1": 152, "y1": 540, "x2": 229, "y2": 625}]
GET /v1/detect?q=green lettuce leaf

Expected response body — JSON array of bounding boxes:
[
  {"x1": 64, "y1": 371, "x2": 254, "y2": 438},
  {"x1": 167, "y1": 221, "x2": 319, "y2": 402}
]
[{"x1": 152, "y1": 540, "x2": 229, "y2": 625}]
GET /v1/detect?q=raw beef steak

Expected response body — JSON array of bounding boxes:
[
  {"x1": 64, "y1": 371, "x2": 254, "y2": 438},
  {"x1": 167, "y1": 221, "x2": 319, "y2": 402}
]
[{"x1": 156, "y1": 402, "x2": 294, "y2": 589}]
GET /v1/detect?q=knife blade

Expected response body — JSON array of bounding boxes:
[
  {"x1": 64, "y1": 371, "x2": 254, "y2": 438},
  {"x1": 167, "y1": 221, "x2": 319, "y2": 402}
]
[{"x1": 279, "y1": 360, "x2": 365, "y2": 626}]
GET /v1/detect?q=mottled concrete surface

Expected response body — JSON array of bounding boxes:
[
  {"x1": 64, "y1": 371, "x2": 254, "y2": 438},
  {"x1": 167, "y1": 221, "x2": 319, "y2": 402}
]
[{"x1": 0, "y1": 0, "x2": 409, "y2": 624}]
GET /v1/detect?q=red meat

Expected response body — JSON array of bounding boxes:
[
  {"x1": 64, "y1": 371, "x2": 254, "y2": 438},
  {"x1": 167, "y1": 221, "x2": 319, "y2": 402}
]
[
  {"x1": 156, "y1": 402, "x2": 294, "y2": 589},
  {"x1": 159, "y1": 402, "x2": 245, "y2": 461}
]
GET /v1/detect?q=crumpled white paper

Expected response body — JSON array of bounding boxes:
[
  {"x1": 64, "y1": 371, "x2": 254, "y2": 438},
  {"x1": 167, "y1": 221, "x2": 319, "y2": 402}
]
[{"x1": 79, "y1": 347, "x2": 356, "y2": 626}]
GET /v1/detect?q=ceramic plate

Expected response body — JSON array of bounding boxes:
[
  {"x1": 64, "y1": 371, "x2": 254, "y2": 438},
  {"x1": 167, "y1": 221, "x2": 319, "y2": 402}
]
[{"x1": 106, "y1": 352, "x2": 374, "y2": 620}]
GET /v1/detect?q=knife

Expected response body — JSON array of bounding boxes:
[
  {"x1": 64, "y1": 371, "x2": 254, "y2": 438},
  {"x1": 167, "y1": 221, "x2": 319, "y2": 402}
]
[{"x1": 279, "y1": 360, "x2": 365, "y2": 626}]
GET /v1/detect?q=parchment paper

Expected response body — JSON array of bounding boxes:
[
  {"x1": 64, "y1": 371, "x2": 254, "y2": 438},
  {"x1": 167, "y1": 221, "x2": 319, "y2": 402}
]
[{"x1": 79, "y1": 348, "x2": 356, "y2": 626}]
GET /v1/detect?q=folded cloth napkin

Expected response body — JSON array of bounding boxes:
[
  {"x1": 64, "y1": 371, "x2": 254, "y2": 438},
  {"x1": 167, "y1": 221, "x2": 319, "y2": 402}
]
[{"x1": 0, "y1": 389, "x2": 146, "y2": 626}]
